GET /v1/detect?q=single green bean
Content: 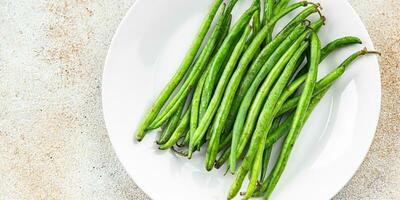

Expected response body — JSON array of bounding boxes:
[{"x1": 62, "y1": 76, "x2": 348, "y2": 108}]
[
  {"x1": 218, "y1": 131, "x2": 232, "y2": 152},
  {"x1": 321, "y1": 36, "x2": 362, "y2": 60},
  {"x1": 273, "y1": 0, "x2": 290, "y2": 16},
  {"x1": 135, "y1": 0, "x2": 224, "y2": 140},
  {"x1": 215, "y1": 146, "x2": 231, "y2": 169},
  {"x1": 264, "y1": 32, "x2": 321, "y2": 198},
  {"x1": 159, "y1": 107, "x2": 191, "y2": 150},
  {"x1": 187, "y1": 5, "x2": 258, "y2": 157},
  {"x1": 157, "y1": 100, "x2": 185, "y2": 145},
  {"x1": 204, "y1": 26, "x2": 252, "y2": 169},
  {"x1": 262, "y1": 0, "x2": 274, "y2": 43},
  {"x1": 199, "y1": 15, "x2": 232, "y2": 119},
  {"x1": 260, "y1": 118, "x2": 281, "y2": 181},
  {"x1": 190, "y1": 68, "x2": 209, "y2": 143},
  {"x1": 148, "y1": 4, "x2": 228, "y2": 129}
]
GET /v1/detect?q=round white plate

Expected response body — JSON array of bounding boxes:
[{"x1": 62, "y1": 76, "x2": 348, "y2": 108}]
[{"x1": 102, "y1": 0, "x2": 381, "y2": 199}]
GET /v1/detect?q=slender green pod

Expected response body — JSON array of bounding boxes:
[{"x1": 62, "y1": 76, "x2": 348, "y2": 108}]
[
  {"x1": 264, "y1": 32, "x2": 321, "y2": 198},
  {"x1": 189, "y1": 71, "x2": 207, "y2": 143},
  {"x1": 260, "y1": 118, "x2": 281, "y2": 181},
  {"x1": 262, "y1": 0, "x2": 274, "y2": 43},
  {"x1": 321, "y1": 36, "x2": 362, "y2": 60},
  {"x1": 218, "y1": 131, "x2": 233, "y2": 152},
  {"x1": 204, "y1": 26, "x2": 252, "y2": 168},
  {"x1": 159, "y1": 107, "x2": 191, "y2": 150},
  {"x1": 199, "y1": 15, "x2": 233, "y2": 118},
  {"x1": 274, "y1": 0, "x2": 290, "y2": 16},
  {"x1": 215, "y1": 146, "x2": 231, "y2": 169},
  {"x1": 188, "y1": 5, "x2": 258, "y2": 157},
  {"x1": 148, "y1": 4, "x2": 228, "y2": 129},
  {"x1": 157, "y1": 100, "x2": 185, "y2": 145},
  {"x1": 135, "y1": 0, "x2": 224, "y2": 140}
]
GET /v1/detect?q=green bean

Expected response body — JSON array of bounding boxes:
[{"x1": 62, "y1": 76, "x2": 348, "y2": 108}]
[
  {"x1": 204, "y1": 26, "x2": 252, "y2": 169},
  {"x1": 215, "y1": 146, "x2": 231, "y2": 169},
  {"x1": 201, "y1": 2, "x2": 313, "y2": 163},
  {"x1": 187, "y1": 5, "x2": 258, "y2": 157},
  {"x1": 135, "y1": 0, "x2": 224, "y2": 141},
  {"x1": 177, "y1": 130, "x2": 190, "y2": 148},
  {"x1": 218, "y1": 131, "x2": 233, "y2": 152},
  {"x1": 273, "y1": 0, "x2": 290, "y2": 16},
  {"x1": 199, "y1": 6, "x2": 255, "y2": 120},
  {"x1": 190, "y1": 70, "x2": 208, "y2": 144},
  {"x1": 224, "y1": 8, "x2": 322, "y2": 140},
  {"x1": 260, "y1": 118, "x2": 281, "y2": 181},
  {"x1": 216, "y1": 15, "x2": 233, "y2": 49},
  {"x1": 148, "y1": 4, "x2": 228, "y2": 129},
  {"x1": 321, "y1": 36, "x2": 362, "y2": 60},
  {"x1": 199, "y1": 14, "x2": 232, "y2": 120},
  {"x1": 230, "y1": 30, "x2": 310, "y2": 174},
  {"x1": 263, "y1": 32, "x2": 321, "y2": 198},
  {"x1": 159, "y1": 107, "x2": 191, "y2": 150},
  {"x1": 262, "y1": 0, "x2": 274, "y2": 44},
  {"x1": 225, "y1": 0, "x2": 240, "y2": 17},
  {"x1": 252, "y1": 0, "x2": 261, "y2": 53},
  {"x1": 241, "y1": 42, "x2": 310, "y2": 199},
  {"x1": 157, "y1": 100, "x2": 185, "y2": 145}
]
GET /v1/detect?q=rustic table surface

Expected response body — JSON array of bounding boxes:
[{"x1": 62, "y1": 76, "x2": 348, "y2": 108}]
[{"x1": 0, "y1": 0, "x2": 398, "y2": 199}]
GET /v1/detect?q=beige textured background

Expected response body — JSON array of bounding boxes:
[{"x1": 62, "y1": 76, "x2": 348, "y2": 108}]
[{"x1": 0, "y1": 0, "x2": 398, "y2": 199}]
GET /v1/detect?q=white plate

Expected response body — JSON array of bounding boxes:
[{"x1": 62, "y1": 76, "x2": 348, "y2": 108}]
[{"x1": 102, "y1": 0, "x2": 381, "y2": 199}]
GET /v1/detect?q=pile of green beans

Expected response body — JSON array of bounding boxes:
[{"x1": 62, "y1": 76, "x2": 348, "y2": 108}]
[{"x1": 135, "y1": 0, "x2": 380, "y2": 199}]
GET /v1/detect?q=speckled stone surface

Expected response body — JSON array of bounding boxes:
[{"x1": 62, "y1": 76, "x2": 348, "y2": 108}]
[{"x1": 0, "y1": 0, "x2": 398, "y2": 199}]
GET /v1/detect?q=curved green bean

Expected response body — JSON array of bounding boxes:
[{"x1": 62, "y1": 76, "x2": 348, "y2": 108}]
[
  {"x1": 215, "y1": 146, "x2": 231, "y2": 169},
  {"x1": 321, "y1": 36, "x2": 362, "y2": 60},
  {"x1": 262, "y1": 0, "x2": 274, "y2": 43},
  {"x1": 189, "y1": 70, "x2": 208, "y2": 143},
  {"x1": 157, "y1": 100, "x2": 185, "y2": 145},
  {"x1": 260, "y1": 117, "x2": 281, "y2": 181},
  {"x1": 159, "y1": 107, "x2": 191, "y2": 150}
]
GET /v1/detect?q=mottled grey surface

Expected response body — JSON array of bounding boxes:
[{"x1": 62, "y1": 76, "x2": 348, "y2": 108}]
[{"x1": 0, "y1": 0, "x2": 398, "y2": 199}]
